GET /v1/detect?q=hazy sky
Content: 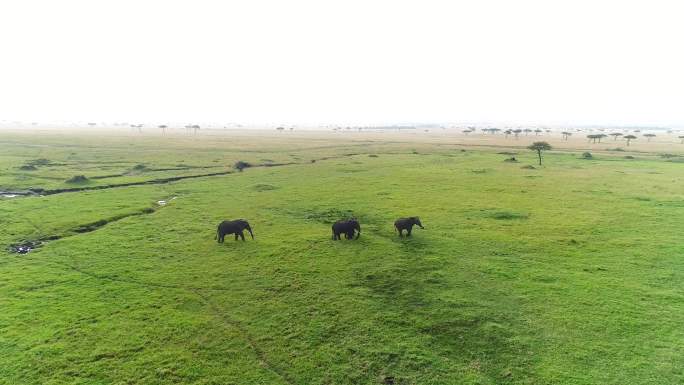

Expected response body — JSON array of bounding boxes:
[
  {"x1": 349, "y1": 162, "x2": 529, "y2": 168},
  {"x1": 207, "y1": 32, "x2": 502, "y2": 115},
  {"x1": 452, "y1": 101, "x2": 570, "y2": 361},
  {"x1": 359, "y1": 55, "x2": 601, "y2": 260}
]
[{"x1": 1, "y1": 0, "x2": 682, "y2": 126}]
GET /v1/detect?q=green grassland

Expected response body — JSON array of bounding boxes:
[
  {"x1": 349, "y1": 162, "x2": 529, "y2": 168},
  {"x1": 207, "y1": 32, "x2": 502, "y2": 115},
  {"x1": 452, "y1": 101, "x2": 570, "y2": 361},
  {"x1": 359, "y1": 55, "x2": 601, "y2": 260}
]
[{"x1": 1, "y1": 130, "x2": 683, "y2": 384}]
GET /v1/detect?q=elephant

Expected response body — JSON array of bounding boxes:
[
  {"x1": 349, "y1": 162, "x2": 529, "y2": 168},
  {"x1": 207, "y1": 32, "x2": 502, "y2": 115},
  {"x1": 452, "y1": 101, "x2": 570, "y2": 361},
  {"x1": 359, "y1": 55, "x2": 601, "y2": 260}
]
[
  {"x1": 215, "y1": 219, "x2": 254, "y2": 242},
  {"x1": 394, "y1": 217, "x2": 424, "y2": 237},
  {"x1": 332, "y1": 219, "x2": 361, "y2": 240}
]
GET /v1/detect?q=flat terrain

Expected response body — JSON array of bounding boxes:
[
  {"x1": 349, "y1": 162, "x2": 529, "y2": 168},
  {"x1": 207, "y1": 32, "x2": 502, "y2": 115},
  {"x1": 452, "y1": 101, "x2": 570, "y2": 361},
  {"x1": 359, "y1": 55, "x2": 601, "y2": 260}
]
[{"x1": 1, "y1": 128, "x2": 683, "y2": 384}]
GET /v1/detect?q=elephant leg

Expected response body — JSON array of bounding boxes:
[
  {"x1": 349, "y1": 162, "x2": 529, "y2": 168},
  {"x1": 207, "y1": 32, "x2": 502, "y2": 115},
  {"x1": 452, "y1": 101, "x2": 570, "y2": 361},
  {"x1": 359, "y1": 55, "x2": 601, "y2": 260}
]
[
  {"x1": 407, "y1": 228, "x2": 412, "y2": 236},
  {"x1": 234, "y1": 233, "x2": 239, "y2": 241},
  {"x1": 398, "y1": 229, "x2": 403, "y2": 237},
  {"x1": 240, "y1": 231, "x2": 245, "y2": 241}
]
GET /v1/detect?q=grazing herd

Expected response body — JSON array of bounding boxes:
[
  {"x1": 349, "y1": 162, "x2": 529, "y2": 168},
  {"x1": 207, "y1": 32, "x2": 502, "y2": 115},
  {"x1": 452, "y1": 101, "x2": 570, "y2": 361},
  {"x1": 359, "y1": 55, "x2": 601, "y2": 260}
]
[{"x1": 215, "y1": 217, "x2": 424, "y2": 242}]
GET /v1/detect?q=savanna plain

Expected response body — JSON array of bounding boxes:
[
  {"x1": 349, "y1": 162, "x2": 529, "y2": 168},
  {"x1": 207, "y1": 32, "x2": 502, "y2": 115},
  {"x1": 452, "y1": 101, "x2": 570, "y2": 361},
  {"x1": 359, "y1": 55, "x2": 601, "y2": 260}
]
[{"x1": 1, "y1": 128, "x2": 683, "y2": 385}]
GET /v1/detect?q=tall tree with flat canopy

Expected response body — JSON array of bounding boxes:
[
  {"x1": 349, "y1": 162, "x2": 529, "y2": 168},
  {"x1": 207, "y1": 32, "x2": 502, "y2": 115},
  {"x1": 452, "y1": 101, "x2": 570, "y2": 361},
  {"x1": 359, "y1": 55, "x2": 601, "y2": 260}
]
[
  {"x1": 679, "y1": 135, "x2": 684, "y2": 144},
  {"x1": 624, "y1": 134, "x2": 637, "y2": 146},
  {"x1": 610, "y1": 132, "x2": 623, "y2": 140},
  {"x1": 561, "y1": 131, "x2": 572, "y2": 140},
  {"x1": 513, "y1": 129, "x2": 522, "y2": 139},
  {"x1": 528, "y1": 141, "x2": 552, "y2": 166},
  {"x1": 643, "y1": 133, "x2": 656, "y2": 142}
]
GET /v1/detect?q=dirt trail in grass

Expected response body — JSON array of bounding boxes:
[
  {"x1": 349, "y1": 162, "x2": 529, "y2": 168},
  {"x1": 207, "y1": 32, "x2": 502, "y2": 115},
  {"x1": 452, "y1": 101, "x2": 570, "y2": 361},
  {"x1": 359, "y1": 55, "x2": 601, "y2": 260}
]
[
  {"x1": 33, "y1": 254, "x2": 298, "y2": 384},
  {"x1": 193, "y1": 289, "x2": 297, "y2": 385}
]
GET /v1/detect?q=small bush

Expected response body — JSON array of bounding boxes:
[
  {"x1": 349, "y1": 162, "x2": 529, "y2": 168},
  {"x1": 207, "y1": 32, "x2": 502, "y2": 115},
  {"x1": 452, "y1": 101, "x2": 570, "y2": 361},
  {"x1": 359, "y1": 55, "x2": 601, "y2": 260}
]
[
  {"x1": 28, "y1": 158, "x2": 51, "y2": 166},
  {"x1": 488, "y1": 211, "x2": 529, "y2": 220},
  {"x1": 660, "y1": 153, "x2": 678, "y2": 159},
  {"x1": 521, "y1": 165, "x2": 536, "y2": 169},
  {"x1": 608, "y1": 147, "x2": 625, "y2": 152},
  {"x1": 624, "y1": 155, "x2": 635, "y2": 159},
  {"x1": 233, "y1": 161, "x2": 252, "y2": 171},
  {"x1": 19, "y1": 165, "x2": 37, "y2": 171},
  {"x1": 302, "y1": 208, "x2": 355, "y2": 224},
  {"x1": 132, "y1": 164, "x2": 147, "y2": 171},
  {"x1": 368, "y1": 154, "x2": 379, "y2": 158},
  {"x1": 65, "y1": 175, "x2": 89, "y2": 184},
  {"x1": 582, "y1": 152, "x2": 593, "y2": 159},
  {"x1": 503, "y1": 157, "x2": 518, "y2": 163},
  {"x1": 252, "y1": 183, "x2": 278, "y2": 192}
]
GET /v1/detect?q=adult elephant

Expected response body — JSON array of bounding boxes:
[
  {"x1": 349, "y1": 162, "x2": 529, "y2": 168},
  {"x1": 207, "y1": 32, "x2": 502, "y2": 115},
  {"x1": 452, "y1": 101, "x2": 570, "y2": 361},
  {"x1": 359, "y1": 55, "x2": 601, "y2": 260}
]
[
  {"x1": 332, "y1": 219, "x2": 361, "y2": 240},
  {"x1": 215, "y1": 219, "x2": 254, "y2": 242},
  {"x1": 394, "y1": 217, "x2": 424, "y2": 237}
]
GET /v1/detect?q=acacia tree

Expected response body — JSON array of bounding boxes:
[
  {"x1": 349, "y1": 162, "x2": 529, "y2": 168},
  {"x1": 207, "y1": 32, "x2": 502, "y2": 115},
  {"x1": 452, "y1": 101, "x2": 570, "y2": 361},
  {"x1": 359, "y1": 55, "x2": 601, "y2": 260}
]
[
  {"x1": 643, "y1": 133, "x2": 656, "y2": 142},
  {"x1": 523, "y1": 128, "x2": 532, "y2": 136},
  {"x1": 504, "y1": 129, "x2": 512, "y2": 139},
  {"x1": 624, "y1": 135, "x2": 637, "y2": 146},
  {"x1": 679, "y1": 135, "x2": 684, "y2": 144},
  {"x1": 610, "y1": 132, "x2": 623, "y2": 141},
  {"x1": 513, "y1": 129, "x2": 522, "y2": 139},
  {"x1": 158, "y1": 125, "x2": 167, "y2": 135},
  {"x1": 528, "y1": 141, "x2": 552, "y2": 166},
  {"x1": 534, "y1": 129, "x2": 543, "y2": 135},
  {"x1": 561, "y1": 131, "x2": 572, "y2": 140}
]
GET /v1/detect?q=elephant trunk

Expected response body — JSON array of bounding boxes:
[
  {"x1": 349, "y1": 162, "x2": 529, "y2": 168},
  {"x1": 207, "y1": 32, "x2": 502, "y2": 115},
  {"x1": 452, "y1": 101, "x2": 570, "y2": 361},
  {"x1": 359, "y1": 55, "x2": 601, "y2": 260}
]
[
  {"x1": 247, "y1": 226, "x2": 254, "y2": 239},
  {"x1": 355, "y1": 225, "x2": 361, "y2": 239}
]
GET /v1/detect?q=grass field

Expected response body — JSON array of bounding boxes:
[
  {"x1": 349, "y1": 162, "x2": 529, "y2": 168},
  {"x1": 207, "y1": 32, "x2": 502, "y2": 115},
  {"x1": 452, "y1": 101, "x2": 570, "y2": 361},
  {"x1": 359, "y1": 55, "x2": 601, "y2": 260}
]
[{"x1": 1, "y1": 128, "x2": 683, "y2": 384}]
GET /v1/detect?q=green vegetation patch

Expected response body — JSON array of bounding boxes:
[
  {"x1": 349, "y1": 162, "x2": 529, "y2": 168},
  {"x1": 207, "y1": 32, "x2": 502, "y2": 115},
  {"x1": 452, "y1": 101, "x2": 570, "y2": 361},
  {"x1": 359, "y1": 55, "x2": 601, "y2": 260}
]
[{"x1": 251, "y1": 183, "x2": 279, "y2": 192}]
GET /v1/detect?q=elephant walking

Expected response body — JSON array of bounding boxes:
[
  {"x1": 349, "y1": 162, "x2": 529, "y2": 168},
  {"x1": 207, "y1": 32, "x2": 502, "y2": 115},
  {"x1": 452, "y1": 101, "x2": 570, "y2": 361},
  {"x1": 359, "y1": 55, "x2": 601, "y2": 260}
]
[
  {"x1": 394, "y1": 217, "x2": 424, "y2": 237},
  {"x1": 332, "y1": 219, "x2": 361, "y2": 240},
  {"x1": 215, "y1": 219, "x2": 254, "y2": 242}
]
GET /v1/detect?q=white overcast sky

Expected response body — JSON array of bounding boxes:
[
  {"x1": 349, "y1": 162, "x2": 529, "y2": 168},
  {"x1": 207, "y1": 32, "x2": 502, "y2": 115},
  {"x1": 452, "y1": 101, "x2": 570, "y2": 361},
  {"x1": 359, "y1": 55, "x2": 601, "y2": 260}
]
[{"x1": 0, "y1": 0, "x2": 682, "y2": 126}]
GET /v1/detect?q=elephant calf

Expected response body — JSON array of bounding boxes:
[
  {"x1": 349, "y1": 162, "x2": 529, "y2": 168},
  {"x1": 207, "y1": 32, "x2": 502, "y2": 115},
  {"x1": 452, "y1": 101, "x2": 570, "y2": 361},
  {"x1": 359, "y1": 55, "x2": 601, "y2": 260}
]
[
  {"x1": 215, "y1": 219, "x2": 254, "y2": 242},
  {"x1": 332, "y1": 219, "x2": 361, "y2": 240},
  {"x1": 394, "y1": 217, "x2": 424, "y2": 237}
]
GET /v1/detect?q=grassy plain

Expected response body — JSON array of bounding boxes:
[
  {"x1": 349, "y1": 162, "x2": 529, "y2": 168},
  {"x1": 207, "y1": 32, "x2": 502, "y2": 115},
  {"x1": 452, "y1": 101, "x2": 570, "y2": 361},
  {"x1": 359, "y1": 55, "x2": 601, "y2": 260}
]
[{"x1": 1, "y1": 128, "x2": 683, "y2": 384}]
